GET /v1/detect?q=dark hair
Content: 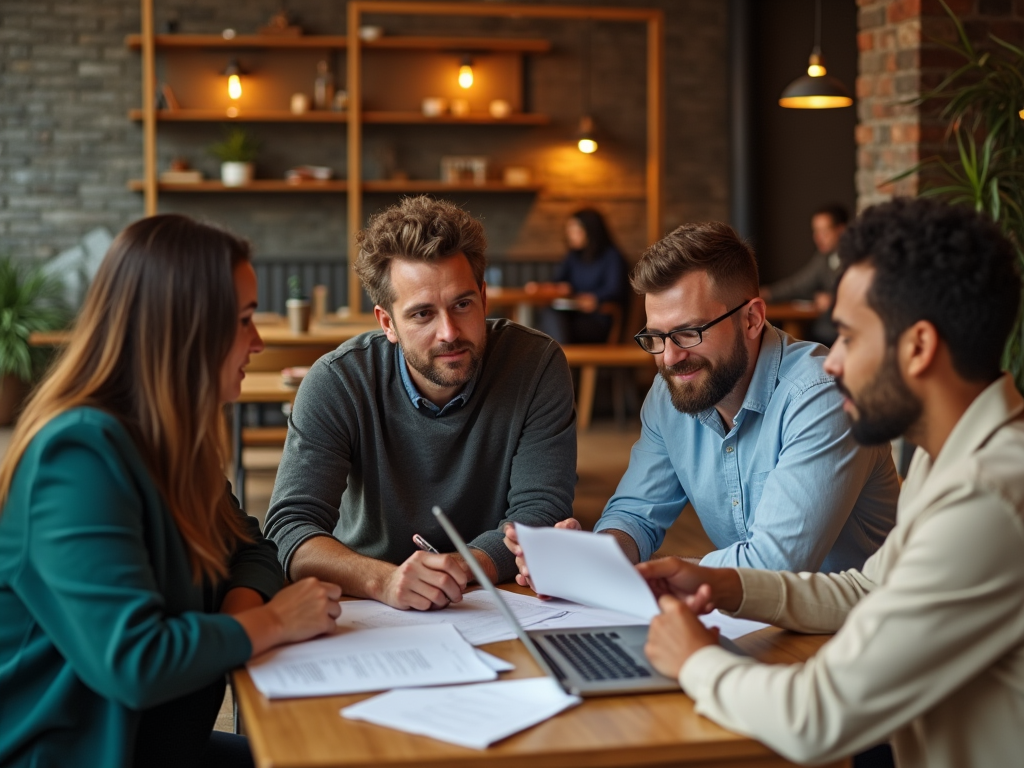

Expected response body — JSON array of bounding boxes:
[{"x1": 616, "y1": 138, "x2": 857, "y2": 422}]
[
  {"x1": 630, "y1": 221, "x2": 759, "y2": 302},
  {"x1": 813, "y1": 203, "x2": 849, "y2": 227},
  {"x1": 355, "y1": 195, "x2": 487, "y2": 311},
  {"x1": 569, "y1": 208, "x2": 617, "y2": 262},
  {"x1": 839, "y1": 198, "x2": 1021, "y2": 382}
]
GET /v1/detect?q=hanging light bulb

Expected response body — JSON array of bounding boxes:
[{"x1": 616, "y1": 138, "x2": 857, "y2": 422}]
[
  {"x1": 576, "y1": 19, "x2": 598, "y2": 153},
  {"x1": 458, "y1": 56, "x2": 474, "y2": 89},
  {"x1": 223, "y1": 59, "x2": 243, "y2": 100},
  {"x1": 779, "y1": 0, "x2": 852, "y2": 109},
  {"x1": 577, "y1": 115, "x2": 598, "y2": 154},
  {"x1": 1019, "y1": 107, "x2": 1024, "y2": 120}
]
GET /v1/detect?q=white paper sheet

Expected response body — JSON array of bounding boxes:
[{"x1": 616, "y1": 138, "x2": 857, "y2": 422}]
[
  {"x1": 341, "y1": 677, "x2": 581, "y2": 749},
  {"x1": 475, "y1": 648, "x2": 515, "y2": 672},
  {"x1": 515, "y1": 525, "x2": 661, "y2": 621},
  {"x1": 336, "y1": 590, "x2": 568, "y2": 646},
  {"x1": 699, "y1": 609, "x2": 770, "y2": 639},
  {"x1": 247, "y1": 624, "x2": 496, "y2": 699},
  {"x1": 527, "y1": 598, "x2": 648, "y2": 631}
]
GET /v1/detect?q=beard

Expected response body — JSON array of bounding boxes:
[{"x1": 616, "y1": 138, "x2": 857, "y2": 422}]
[
  {"x1": 660, "y1": 329, "x2": 748, "y2": 415},
  {"x1": 836, "y1": 347, "x2": 922, "y2": 445},
  {"x1": 401, "y1": 336, "x2": 485, "y2": 391}
]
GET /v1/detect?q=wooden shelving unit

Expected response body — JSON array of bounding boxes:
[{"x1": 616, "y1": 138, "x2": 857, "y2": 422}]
[
  {"x1": 128, "y1": 109, "x2": 549, "y2": 125},
  {"x1": 131, "y1": 0, "x2": 664, "y2": 317},
  {"x1": 127, "y1": 179, "x2": 349, "y2": 192},
  {"x1": 125, "y1": 179, "x2": 542, "y2": 194}
]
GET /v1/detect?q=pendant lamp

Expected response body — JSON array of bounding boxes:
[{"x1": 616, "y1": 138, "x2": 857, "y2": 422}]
[
  {"x1": 779, "y1": 0, "x2": 852, "y2": 109},
  {"x1": 577, "y1": 18, "x2": 598, "y2": 153}
]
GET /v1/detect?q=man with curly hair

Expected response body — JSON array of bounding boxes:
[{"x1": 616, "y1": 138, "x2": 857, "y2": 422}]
[
  {"x1": 266, "y1": 196, "x2": 576, "y2": 610},
  {"x1": 642, "y1": 198, "x2": 1024, "y2": 768}
]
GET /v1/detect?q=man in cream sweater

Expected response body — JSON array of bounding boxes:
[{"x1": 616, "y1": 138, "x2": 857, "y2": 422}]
[{"x1": 641, "y1": 197, "x2": 1024, "y2": 768}]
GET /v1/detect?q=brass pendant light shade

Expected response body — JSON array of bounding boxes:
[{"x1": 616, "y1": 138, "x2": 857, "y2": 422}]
[{"x1": 779, "y1": 1, "x2": 852, "y2": 110}]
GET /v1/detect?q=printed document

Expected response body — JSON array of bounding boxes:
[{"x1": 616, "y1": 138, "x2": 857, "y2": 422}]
[
  {"x1": 336, "y1": 589, "x2": 568, "y2": 645},
  {"x1": 247, "y1": 624, "x2": 496, "y2": 699},
  {"x1": 342, "y1": 677, "x2": 581, "y2": 749},
  {"x1": 515, "y1": 524, "x2": 661, "y2": 620}
]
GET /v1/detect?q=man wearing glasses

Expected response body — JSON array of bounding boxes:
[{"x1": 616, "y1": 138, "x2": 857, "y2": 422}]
[{"x1": 509, "y1": 221, "x2": 898, "y2": 577}]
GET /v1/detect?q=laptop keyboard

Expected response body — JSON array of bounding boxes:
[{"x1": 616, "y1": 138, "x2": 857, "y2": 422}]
[{"x1": 545, "y1": 632, "x2": 653, "y2": 681}]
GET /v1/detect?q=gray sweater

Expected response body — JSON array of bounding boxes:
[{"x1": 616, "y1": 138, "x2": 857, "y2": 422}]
[{"x1": 264, "y1": 319, "x2": 577, "y2": 582}]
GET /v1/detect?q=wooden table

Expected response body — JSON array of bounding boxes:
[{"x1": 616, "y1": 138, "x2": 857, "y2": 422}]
[
  {"x1": 764, "y1": 303, "x2": 822, "y2": 339},
  {"x1": 486, "y1": 286, "x2": 568, "y2": 327},
  {"x1": 233, "y1": 586, "x2": 848, "y2": 768}
]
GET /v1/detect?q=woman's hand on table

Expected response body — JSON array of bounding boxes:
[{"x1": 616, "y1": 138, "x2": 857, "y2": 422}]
[{"x1": 235, "y1": 577, "x2": 342, "y2": 657}]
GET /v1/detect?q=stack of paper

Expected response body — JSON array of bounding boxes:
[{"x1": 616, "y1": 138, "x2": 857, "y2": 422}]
[
  {"x1": 342, "y1": 678, "x2": 581, "y2": 749},
  {"x1": 336, "y1": 589, "x2": 568, "y2": 645},
  {"x1": 247, "y1": 624, "x2": 496, "y2": 699}
]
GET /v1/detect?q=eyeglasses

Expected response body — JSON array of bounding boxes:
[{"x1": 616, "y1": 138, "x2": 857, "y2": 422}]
[{"x1": 634, "y1": 299, "x2": 753, "y2": 354}]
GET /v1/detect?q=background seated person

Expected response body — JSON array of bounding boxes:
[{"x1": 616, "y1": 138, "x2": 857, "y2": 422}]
[
  {"x1": 508, "y1": 221, "x2": 898, "y2": 582},
  {"x1": 642, "y1": 198, "x2": 1024, "y2": 768},
  {"x1": 760, "y1": 203, "x2": 849, "y2": 346},
  {"x1": 265, "y1": 196, "x2": 577, "y2": 612},
  {"x1": 528, "y1": 207, "x2": 629, "y2": 344},
  {"x1": 0, "y1": 215, "x2": 341, "y2": 768}
]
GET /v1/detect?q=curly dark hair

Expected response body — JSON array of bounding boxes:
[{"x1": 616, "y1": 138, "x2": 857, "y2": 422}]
[
  {"x1": 354, "y1": 196, "x2": 487, "y2": 311},
  {"x1": 839, "y1": 198, "x2": 1021, "y2": 382}
]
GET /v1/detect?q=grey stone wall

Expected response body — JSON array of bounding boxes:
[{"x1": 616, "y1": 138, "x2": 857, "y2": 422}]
[{"x1": 0, "y1": 0, "x2": 729, "y2": 292}]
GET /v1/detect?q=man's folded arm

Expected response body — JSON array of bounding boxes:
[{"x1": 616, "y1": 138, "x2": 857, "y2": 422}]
[{"x1": 682, "y1": 494, "x2": 1024, "y2": 765}]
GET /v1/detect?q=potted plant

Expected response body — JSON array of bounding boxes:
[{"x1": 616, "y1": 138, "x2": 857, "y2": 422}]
[
  {"x1": 286, "y1": 274, "x2": 311, "y2": 334},
  {"x1": 0, "y1": 256, "x2": 70, "y2": 425},
  {"x1": 209, "y1": 127, "x2": 259, "y2": 187},
  {"x1": 892, "y1": 0, "x2": 1024, "y2": 392}
]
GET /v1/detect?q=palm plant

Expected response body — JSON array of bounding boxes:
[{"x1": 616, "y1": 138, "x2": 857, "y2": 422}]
[
  {"x1": 0, "y1": 255, "x2": 70, "y2": 383},
  {"x1": 891, "y1": 0, "x2": 1024, "y2": 391}
]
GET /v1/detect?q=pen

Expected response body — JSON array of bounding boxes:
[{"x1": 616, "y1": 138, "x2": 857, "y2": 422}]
[{"x1": 413, "y1": 533, "x2": 440, "y2": 554}]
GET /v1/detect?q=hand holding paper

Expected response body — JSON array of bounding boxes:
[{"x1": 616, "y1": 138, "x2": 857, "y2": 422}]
[{"x1": 514, "y1": 524, "x2": 660, "y2": 621}]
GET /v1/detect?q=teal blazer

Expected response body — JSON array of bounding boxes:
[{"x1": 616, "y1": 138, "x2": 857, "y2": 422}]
[{"x1": 0, "y1": 408, "x2": 284, "y2": 767}]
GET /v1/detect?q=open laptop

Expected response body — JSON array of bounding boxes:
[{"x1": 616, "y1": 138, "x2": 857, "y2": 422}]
[{"x1": 432, "y1": 506, "x2": 718, "y2": 697}]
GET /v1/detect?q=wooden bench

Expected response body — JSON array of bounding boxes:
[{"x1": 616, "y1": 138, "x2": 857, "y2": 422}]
[{"x1": 561, "y1": 344, "x2": 656, "y2": 431}]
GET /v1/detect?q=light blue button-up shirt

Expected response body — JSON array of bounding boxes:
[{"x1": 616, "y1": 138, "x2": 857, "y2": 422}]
[{"x1": 594, "y1": 326, "x2": 899, "y2": 572}]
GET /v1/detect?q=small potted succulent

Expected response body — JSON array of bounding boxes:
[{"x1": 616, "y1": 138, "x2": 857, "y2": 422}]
[
  {"x1": 286, "y1": 274, "x2": 310, "y2": 334},
  {"x1": 0, "y1": 256, "x2": 70, "y2": 425},
  {"x1": 209, "y1": 127, "x2": 259, "y2": 187}
]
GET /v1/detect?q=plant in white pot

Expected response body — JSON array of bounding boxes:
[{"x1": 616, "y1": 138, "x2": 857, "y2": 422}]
[
  {"x1": 0, "y1": 256, "x2": 70, "y2": 425},
  {"x1": 286, "y1": 274, "x2": 311, "y2": 334},
  {"x1": 209, "y1": 128, "x2": 259, "y2": 187}
]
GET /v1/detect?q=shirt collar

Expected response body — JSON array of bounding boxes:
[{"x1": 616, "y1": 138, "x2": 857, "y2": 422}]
[
  {"x1": 396, "y1": 344, "x2": 477, "y2": 416},
  {"x1": 694, "y1": 325, "x2": 782, "y2": 431},
  {"x1": 928, "y1": 372, "x2": 1024, "y2": 478}
]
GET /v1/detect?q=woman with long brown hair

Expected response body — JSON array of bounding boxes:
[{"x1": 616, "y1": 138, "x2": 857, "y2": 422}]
[{"x1": 0, "y1": 215, "x2": 341, "y2": 768}]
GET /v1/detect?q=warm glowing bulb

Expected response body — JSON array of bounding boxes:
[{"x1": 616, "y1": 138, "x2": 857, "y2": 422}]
[
  {"x1": 807, "y1": 64, "x2": 826, "y2": 77},
  {"x1": 228, "y1": 73, "x2": 242, "y2": 100},
  {"x1": 458, "y1": 64, "x2": 474, "y2": 89},
  {"x1": 1020, "y1": 108, "x2": 1024, "y2": 120},
  {"x1": 578, "y1": 137, "x2": 598, "y2": 154}
]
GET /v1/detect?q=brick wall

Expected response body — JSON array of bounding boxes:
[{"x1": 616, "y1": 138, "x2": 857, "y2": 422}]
[
  {"x1": 855, "y1": 0, "x2": 1024, "y2": 211},
  {"x1": 0, "y1": 0, "x2": 729, "y2": 281}
]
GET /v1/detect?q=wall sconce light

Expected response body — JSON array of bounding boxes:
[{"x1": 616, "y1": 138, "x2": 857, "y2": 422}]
[
  {"x1": 458, "y1": 56, "x2": 474, "y2": 89},
  {"x1": 779, "y1": 0, "x2": 852, "y2": 109},
  {"x1": 577, "y1": 116, "x2": 598, "y2": 154},
  {"x1": 223, "y1": 59, "x2": 244, "y2": 100}
]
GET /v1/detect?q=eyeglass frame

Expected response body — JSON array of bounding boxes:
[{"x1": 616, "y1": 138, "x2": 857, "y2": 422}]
[{"x1": 633, "y1": 298, "x2": 754, "y2": 354}]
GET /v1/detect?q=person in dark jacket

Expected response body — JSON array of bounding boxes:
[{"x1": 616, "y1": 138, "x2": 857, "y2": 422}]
[{"x1": 530, "y1": 208, "x2": 629, "y2": 343}]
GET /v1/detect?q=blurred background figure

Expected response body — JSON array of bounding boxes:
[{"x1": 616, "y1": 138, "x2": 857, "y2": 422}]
[
  {"x1": 760, "y1": 203, "x2": 848, "y2": 346},
  {"x1": 528, "y1": 208, "x2": 629, "y2": 344}
]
